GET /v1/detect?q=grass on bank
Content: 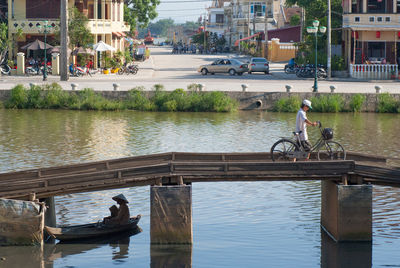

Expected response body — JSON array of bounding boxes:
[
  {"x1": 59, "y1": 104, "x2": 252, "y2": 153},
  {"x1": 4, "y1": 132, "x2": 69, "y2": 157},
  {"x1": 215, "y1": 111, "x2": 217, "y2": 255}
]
[
  {"x1": 273, "y1": 94, "x2": 400, "y2": 113},
  {"x1": 4, "y1": 83, "x2": 238, "y2": 112}
]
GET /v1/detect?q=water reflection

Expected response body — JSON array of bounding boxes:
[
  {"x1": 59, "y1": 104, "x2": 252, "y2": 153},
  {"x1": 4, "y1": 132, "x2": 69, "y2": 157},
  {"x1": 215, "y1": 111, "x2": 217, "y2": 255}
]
[
  {"x1": 0, "y1": 245, "x2": 45, "y2": 268},
  {"x1": 150, "y1": 244, "x2": 192, "y2": 268},
  {"x1": 320, "y1": 230, "x2": 372, "y2": 268},
  {"x1": 43, "y1": 228, "x2": 141, "y2": 267}
]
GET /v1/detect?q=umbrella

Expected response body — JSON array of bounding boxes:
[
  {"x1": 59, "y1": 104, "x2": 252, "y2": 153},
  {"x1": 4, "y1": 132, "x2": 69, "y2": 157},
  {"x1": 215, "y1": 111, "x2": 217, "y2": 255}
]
[
  {"x1": 72, "y1": 47, "x2": 95, "y2": 55},
  {"x1": 21, "y1": 39, "x2": 53, "y2": 50},
  {"x1": 49, "y1": 46, "x2": 72, "y2": 55},
  {"x1": 93, "y1": 41, "x2": 116, "y2": 52}
]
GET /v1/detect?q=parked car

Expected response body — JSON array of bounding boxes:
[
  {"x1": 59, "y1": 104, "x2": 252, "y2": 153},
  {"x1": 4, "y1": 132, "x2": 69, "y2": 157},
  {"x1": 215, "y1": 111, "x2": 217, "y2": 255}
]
[
  {"x1": 248, "y1": 57, "x2": 269, "y2": 74},
  {"x1": 198, "y1": 59, "x2": 248, "y2": 76}
]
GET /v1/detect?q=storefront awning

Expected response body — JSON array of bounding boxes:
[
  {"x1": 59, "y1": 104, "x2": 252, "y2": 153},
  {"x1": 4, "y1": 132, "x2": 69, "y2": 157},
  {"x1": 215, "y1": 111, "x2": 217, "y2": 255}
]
[
  {"x1": 343, "y1": 26, "x2": 400, "y2": 31},
  {"x1": 234, "y1": 32, "x2": 262, "y2": 46}
]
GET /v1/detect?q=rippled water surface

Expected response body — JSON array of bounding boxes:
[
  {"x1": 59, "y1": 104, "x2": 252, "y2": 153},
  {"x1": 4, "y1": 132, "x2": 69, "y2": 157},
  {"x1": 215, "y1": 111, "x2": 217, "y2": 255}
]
[{"x1": 0, "y1": 110, "x2": 399, "y2": 268}]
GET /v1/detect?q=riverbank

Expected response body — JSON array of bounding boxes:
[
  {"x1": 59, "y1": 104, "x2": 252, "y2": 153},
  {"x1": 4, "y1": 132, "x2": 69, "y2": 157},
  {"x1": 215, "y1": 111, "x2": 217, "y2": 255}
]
[{"x1": 0, "y1": 84, "x2": 399, "y2": 113}]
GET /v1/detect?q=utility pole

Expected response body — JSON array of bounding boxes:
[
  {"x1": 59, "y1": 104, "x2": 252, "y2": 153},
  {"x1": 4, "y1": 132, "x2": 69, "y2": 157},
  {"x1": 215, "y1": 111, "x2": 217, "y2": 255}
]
[
  {"x1": 203, "y1": 14, "x2": 207, "y2": 52},
  {"x1": 60, "y1": 0, "x2": 69, "y2": 81},
  {"x1": 300, "y1": 7, "x2": 304, "y2": 42},
  {"x1": 327, "y1": 0, "x2": 332, "y2": 78},
  {"x1": 264, "y1": 3, "x2": 268, "y2": 59},
  {"x1": 248, "y1": 2, "x2": 251, "y2": 37}
]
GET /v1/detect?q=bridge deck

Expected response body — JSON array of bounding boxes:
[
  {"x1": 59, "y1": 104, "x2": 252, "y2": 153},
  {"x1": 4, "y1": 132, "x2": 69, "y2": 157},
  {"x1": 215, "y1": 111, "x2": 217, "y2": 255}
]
[{"x1": 0, "y1": 152, "x2": 398, "y2": 200}]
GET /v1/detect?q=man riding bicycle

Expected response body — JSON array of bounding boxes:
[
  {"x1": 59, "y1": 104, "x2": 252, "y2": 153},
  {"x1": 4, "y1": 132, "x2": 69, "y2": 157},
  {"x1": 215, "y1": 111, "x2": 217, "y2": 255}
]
[{"x1": 295, "y1": 99, "x2": 318, "y2": 160}]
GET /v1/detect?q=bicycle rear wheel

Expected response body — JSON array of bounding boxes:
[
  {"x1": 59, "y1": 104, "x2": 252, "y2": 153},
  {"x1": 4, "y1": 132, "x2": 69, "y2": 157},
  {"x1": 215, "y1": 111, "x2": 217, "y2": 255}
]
[
  {"x1": 317, "y1": 141, "x2": 346, "y2": 160},
  {"x1": 270, "y1": 139, "x2": 299, "y2": 162}
]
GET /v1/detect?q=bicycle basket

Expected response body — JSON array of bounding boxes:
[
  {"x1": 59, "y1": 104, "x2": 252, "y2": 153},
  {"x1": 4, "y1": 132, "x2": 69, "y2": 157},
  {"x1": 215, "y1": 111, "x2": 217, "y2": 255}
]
[{"x1": 322, "y1": 128, "x2": 333, "y2": 140}]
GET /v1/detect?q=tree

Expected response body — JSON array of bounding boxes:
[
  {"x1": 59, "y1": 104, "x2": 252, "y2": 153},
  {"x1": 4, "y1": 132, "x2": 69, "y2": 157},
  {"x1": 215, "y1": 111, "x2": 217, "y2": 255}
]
[
  {"x1": 55, "y1": 7, "x2": 93, "y2": 48},
  {"x1": 191, "y1": 32, "x2": 206, "y2": 45},
  {"x1": 286, "y1": 0, "x2": 342, "y2": 44},
  {"x1": 124, "y1": 0, "x2": 160, "y2": 32},
  {"x1": 0, "y1": 22, "x2": 7, "y2": 62},
  {"x1": 289, "y1": 14, "x2": 300, "y2": 26},
  {"x1": 68, "y1": 7, "x2": 93, "y2": 48},
  {"x1": 138, "y1": 18, "x2": 174, "y2": 37}
]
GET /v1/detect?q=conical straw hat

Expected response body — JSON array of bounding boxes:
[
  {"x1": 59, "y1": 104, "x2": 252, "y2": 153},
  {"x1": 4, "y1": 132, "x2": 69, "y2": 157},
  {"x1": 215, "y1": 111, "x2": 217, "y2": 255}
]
[{"x1": 112, "y1": 194, "x2": 129, "y2": 203}]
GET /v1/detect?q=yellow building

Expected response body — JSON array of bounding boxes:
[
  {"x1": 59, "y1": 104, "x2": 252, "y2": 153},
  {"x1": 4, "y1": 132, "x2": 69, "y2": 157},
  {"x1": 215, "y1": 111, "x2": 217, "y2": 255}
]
[{"x1": 8, "y1": 0, "x2": 130, "y2": 65}]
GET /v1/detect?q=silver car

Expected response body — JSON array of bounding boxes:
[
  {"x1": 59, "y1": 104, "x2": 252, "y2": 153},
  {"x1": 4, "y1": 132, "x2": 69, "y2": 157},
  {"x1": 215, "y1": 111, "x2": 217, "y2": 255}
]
[
  {"x1": 248, "y1": 57, "x2": 269, "y2": 74},
  {"x1": 198, "y1": 59, "x2": 248, "y2": 76}
]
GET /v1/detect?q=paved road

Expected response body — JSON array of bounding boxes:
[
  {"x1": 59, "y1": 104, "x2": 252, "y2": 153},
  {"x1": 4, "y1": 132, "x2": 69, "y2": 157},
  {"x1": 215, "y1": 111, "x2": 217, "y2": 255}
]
[{"x1": 0, "y1": 46, "x2": 399, "y2": 93}]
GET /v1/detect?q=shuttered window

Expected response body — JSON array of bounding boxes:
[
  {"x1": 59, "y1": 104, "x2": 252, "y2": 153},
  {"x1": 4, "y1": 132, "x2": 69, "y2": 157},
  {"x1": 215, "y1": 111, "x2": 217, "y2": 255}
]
[{"x1": 26, "y1": 0, "x2": 60, "y2": 18}]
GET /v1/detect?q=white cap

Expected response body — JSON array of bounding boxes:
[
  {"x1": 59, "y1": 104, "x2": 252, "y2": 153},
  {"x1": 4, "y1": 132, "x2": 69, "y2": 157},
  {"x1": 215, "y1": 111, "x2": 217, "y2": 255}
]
[{"x1": 303, "y1": 99, "x2": 312, "y2": 109}]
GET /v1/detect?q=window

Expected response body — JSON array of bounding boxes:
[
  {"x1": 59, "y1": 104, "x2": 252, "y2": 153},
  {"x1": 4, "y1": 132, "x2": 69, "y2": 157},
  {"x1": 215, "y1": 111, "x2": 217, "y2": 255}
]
[
  {"x1": 377, "y1": 16, "x2": 383, "y2": 22},
  {"x1": 251, "y1": 2, "x2": 265, "y2": 17},
  {"x1": 385, "y1": 16, "x2": 391, "y2": 22},
  {"x1": 368, "y1": 42, "x2": 385, "y2": 59},
  {"x1": 216, "y1": 14, "x2": 224, "y2": 23},
  {"x1": 26, "y1": 0, "x2": 60, "y2": 19},
  {"x1": 367, "y1": 0, "x2": 386, "y2": 13},
  {"x1": 369, "y1": 16, "x2": 375, "y2": 22},
  {"x1": 355, "y1": 17, "x2": 360, "y2": 22}
]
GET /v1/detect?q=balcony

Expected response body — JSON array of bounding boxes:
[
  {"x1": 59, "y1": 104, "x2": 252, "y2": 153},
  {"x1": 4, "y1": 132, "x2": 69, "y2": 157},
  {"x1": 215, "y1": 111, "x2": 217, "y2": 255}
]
[
  {"x1": 8, "y1": 19, "x2": 60, "y2": 34},
  {"x1": 207, "y1": 22, "x2": 225, "y2": 28},
  {"x1": 343, "y1": 13, "x2": 400, "y2": 30},
  {"x1": 87, "y1": 19, "x2": 130, "y2": 34},
  {"x1": 8, "y1": 18, "x2": 130, "y2": 35}
]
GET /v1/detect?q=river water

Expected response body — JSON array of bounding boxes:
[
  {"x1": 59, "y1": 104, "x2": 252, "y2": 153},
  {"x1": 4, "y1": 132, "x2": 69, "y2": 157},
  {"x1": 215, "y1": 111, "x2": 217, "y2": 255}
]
[{"x1": 0, "y1": 109, "x2": 399, "y2": 268}]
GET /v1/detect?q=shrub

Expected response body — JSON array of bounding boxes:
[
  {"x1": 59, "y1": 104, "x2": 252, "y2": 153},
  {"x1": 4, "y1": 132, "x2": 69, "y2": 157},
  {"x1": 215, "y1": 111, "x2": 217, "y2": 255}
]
[
  {"x1": 311, "y1": 95, "x2": 344, "y2": 113},
  {"x1": 187, "y1": 83, "x2": 200, "y2": 92},
  {"x1": 26, "y1": 85, "x2": 44, "y2": 108},
  {"x1": 273, "y1": 96, "x2": 301, "y2": 112},
  {"x1": 6, "y1": 84, "x2": 28, "y2": 108},
  {"x1": 349, "y1": 94, "x2": 366, "y2": 112},
  {"x1": 126, "y1": 88, "x2": 153, "y2": 110},
  {"x1": 199, "y1": 91, "x2": 237, "y2": 112},
  {"x1": 3, "y1": 83, "x2": 238, "y2": 113},
  {"x1": 152, "y1": 84, "x2": 165, "y2": 91},
  {"x1": 332, "y1": 55, "x2": 346, "y2": 71},
  {"x1": 43, "y1": 86, "x2": 71, "y2": 109},
  {"x1": 377, "y1": 93, "x2": 399, "y2": 113}
]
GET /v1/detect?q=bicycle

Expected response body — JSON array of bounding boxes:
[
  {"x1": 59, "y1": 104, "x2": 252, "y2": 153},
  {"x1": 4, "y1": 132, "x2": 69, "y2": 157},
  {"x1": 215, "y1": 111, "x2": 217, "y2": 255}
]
[{"x1": 270, "y1": 121, "x2": 346, "y2": 161}]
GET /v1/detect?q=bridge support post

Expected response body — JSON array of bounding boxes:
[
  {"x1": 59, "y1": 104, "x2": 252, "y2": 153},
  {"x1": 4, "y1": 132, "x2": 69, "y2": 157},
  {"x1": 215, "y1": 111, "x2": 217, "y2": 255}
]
[
  {"x1": 150, "y1": 185, "x2": 192, "y2": 244},
  {"x1": 40, "y1": 197, "x2": 56, "y2": 227},
  {"x1": 321, "y1": 180, "x2": 372, "y2": 242}
]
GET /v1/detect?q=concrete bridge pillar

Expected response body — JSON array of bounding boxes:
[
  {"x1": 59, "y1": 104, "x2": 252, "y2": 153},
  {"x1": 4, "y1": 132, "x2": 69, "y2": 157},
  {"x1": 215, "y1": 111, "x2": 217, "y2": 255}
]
[
  {"x1": 40, "y1": 197, "x2": 56, "y2": 227},
  {"x1": 150, "y1": 185, "x2": 192, "y2": 244},
  {"x1": 321, "y1": 180, "x2": 372, "y2": 242}
]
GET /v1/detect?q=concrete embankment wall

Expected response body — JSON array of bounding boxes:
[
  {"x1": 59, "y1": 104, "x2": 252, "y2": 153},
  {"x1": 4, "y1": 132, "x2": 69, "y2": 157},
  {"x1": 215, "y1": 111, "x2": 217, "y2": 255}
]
[{"x1": 0, "y1": 90, "x2": 398, "y2": 112}]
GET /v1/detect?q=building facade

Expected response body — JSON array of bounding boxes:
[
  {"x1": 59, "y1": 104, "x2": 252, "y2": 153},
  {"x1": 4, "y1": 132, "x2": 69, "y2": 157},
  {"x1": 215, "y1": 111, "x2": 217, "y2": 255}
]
[
  {"x1": 342, "y1": 0, "x2": 400, "y2": 65},
  {"x1": 7, "y1": 0, "x2": 129, "y2": 61},
  {"x1": 218, "y1": 0, "x2": 287, "y2": 47}
]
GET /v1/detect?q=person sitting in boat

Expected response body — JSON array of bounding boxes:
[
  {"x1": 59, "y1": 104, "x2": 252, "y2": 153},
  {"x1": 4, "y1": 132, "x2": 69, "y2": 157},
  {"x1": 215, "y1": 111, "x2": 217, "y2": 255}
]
[
  {"x1": 104, "y1": 194, "x2": 130, "y2": 225},
  {"x1": 103, "y1": 205, "x2": 119, "y2": 223}
]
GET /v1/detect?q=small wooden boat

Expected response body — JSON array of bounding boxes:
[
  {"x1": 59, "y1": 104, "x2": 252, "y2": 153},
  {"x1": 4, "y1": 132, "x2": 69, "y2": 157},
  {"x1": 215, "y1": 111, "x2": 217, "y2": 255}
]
[{"x1": 45, "y1": 215, "x2": 141, "y2": 241}]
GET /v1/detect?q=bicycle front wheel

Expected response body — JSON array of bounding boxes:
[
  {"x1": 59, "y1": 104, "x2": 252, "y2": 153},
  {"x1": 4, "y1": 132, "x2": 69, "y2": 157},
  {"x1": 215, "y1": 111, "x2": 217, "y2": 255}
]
[
  {"x1": 270, "y1": 139, "x2": 299, "y2": 162},
  {"x1": 317, "y1": 141, "x2": 346, "y2": 160}
]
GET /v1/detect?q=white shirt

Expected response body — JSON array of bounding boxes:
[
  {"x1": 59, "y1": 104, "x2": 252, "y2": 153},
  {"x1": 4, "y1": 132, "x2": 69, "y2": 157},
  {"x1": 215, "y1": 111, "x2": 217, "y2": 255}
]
[{"x1": 296, "y1": 109, "x2": 308, "y2": 141}]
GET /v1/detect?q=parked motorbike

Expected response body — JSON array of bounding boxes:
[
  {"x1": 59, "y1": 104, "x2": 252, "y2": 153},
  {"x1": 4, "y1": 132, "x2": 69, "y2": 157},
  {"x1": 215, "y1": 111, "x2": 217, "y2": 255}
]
[
  {"x1": 284, "y1": 64, "x2": 298, "y2": 74},
  {"x1": 295, "y1": 64, "x2": 327, "y2": 79},
  {"x1": 0, "y1": 64, "x2": 11, "y2": 75},
  {"x1": 118, "y1": 63, "x2": 138, "y2": 75}
]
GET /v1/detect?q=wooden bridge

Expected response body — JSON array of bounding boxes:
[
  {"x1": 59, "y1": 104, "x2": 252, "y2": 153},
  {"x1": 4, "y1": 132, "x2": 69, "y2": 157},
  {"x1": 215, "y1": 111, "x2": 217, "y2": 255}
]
[
  {"x1": 1, "y1": 151, "x2": 399, "y2": 245},
  {"x1": 0, "y1": 151, "x2": 398, "y2": 200}
]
